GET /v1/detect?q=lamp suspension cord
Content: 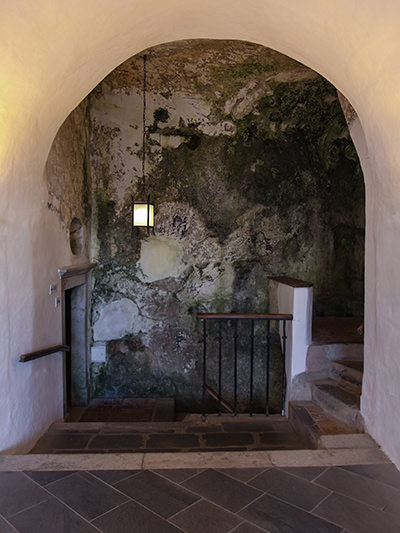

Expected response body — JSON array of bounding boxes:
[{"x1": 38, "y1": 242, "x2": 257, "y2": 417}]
[{"x1": 142, "y1": 54, "x2": 147, "y2": 190}]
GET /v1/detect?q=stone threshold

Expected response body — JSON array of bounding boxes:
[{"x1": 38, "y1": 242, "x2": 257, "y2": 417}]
[{"x1": 0, "y1": 439, "x2": 389, "y2": 471}]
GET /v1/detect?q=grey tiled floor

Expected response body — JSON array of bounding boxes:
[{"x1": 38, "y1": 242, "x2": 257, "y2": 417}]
[{"x1": 1, "y1": 464, "x2": 400, "y2": 532}]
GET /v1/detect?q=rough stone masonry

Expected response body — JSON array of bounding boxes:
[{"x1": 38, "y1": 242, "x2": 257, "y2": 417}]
[{"x1": 46, "y1": 40, "x2": 364, "y2": 411}]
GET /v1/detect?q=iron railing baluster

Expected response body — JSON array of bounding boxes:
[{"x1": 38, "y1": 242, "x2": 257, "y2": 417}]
[
  {"x1": 233, "y1": 320, "x2": 238, "y2": 416},
  {"x1": 218, "y1": 320, "x2": 222, "y2": 416},
  {"x1": 249, "y1": 319, "x2": 255, "y2": 416},
  {"x1": 266, "y1": 319, "x2": 271, "y2": 416},
  {"x1": 281, "y1": 320, "x2": 287, "y2": 416},
  {"x1": 202, "y1": 319, "x2": 207, "y2": 420}
]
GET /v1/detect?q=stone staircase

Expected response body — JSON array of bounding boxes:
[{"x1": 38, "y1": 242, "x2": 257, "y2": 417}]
[
  {"x1": 39, "y1": 318, "x2": 364, "y2": 454},
  {"x1": 290, "y1": 317, "x2": 364, "y2": 446},
  {"x1": 311, "y1": 358, "x2": 364, "y2": 432}
]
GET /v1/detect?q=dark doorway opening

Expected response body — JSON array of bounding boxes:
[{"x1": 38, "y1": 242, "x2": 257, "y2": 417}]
[
  {"x1": 64, "y1": 284, "x2": 88, "y2": 412},
  {"x1": 64, "y1": 287, "x2": 72, "y2": 409},
  {"x1": 59, "y1": 263, "x2": 95, "y2": 417}
]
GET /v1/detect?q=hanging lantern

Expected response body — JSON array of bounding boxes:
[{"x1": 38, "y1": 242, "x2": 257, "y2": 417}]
[
  {"x1": 132, "y1": 53, "x2": 155, "y2": 234},
  {"x1": 132, "y1": 194, "x2": 154, "y2": 230}
]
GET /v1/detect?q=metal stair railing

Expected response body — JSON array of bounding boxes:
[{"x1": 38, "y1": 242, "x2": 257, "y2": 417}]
[{"x1": 197, "y1": 313, "x2": 293, "y2": 418}]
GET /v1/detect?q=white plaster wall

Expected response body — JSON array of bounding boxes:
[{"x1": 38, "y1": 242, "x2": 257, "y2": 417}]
[
  {"x1": 272, "y1": 282, "x2": 313, "y2": 399},
  {"x1": 288, "y1": 287, "x2": 313, "y2": 379},
  {"x1": 1, "y1": 1, "x2": 400, "y2": 465}
]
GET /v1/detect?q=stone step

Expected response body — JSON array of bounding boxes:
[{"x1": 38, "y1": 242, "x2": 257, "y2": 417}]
[
  {"x1": 289, "y1": 401, "x2": 356, "y2": 449},
  {"x1": 50, "y1": 413, "x2": 294, "y2": 434},
  {"x1": 68, "y1": 397, "x2": 176, "y2": 423},
  {"x1": 318, "y1": 433, "x2": 377, "y2": 450},
  {"x1": 311, "y1": 379, "x2": 364, "y2": 432},
  {"x1": 307, "y1": 343, "x2": 363, "y2": 377},
  {"x1": 330, "y1": 359, "x2": 363, "y2": 391},
  {"x1": 30, "y1": 414, "x2": 307, "y2": 454},
  {"x1": 312, "y1": 317, "x2": 364, "y2": 345}
]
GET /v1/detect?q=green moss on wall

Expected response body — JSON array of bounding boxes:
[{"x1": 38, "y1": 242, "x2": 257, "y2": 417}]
[
  {"x1": 85, "y1": 40, "x2": 364, "y2": 409},
  {"x1": 90, "y1": 362, "x2": 106, "y2": 398}
]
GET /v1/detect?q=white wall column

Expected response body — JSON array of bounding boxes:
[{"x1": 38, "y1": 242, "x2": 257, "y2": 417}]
[{"x1": 269, "y1": 277, "x2": 313, "y2": 409}]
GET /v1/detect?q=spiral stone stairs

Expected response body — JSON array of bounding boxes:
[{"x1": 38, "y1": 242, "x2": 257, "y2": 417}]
[{"x1": 290, "y1": 317, "x2": 365, "y2": 447}]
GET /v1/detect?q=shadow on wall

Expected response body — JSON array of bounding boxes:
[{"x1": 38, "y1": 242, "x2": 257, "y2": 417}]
[{"x1": 46, "y1": 40, "x2": 365, "y2": 411}]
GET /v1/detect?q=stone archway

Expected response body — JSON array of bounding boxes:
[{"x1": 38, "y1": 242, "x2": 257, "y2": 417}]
[
  {"x1": 1, "y1": 2, "x2": 400, "y2": 468},
  {"x1": 45, "y1": 40, "x2": 365, "y2": 416}
]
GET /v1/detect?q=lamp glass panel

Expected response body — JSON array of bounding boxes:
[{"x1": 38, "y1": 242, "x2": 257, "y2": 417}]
[{"x1": 133, "y1": 203, "x2": 154, "y2": 227}]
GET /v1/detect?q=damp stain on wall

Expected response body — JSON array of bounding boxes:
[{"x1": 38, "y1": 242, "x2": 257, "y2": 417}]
[{"x1": 47, "y1": 40, "x2": 365, "y2": 411}]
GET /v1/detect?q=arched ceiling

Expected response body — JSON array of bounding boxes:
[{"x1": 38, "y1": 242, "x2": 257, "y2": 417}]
[{"x1": 1, "y1": 0, "x2": 400, "y2": 185}]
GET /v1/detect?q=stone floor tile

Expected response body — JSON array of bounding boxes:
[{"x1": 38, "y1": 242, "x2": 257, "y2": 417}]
[
  {"x1": 0, "y1": 472, "x2": 50, "y2": 518},
  {"x1": 7, "y1": 498, "x2": 98, "y2": 533},
  {"x1": 44, "y1": 471, "x2": 128, "y2": 521},
  {"x1": 231, "y1": 522, "x2": 269, "y2": 533},
  {"x1": 115, "y1": 470, "x2": 199, "y2": 518},
  {"x1": 185, "y1": 425, "x2": 224, "y2": 433},
  {"x1": 269, "y1": 421, "x2": 302, "y2": 433},
  {"x1": 88, "y1": 434, "x2": 144, "y2": 450},
  {"x1": 383, "y1": 495, "x2": 400, "y2": 517},
  {"x1": 239, "y1": 493, "x2": 341, "y2": 533},
  {"x1": 92, "y1": 500, "x2": 182, "y2": 533},
  {"x1": 217, "y1": 467, "x2": 268, "y2": 483},
  {"x1": 25, "y1": 470, "x2": 75, "y2": 486},
  {"x1": 191, "y1": 447, "x2": 249, "y2": 453},
  {"x1": 142, "y1": 448, "x2": 185, "y2": 453},
  {"x1": 279, "y1": 466, "x2": 327, "y2": 481},
  {"x1": 315, "y1": 466, "x2": 400, "y2": 509},
  {"x1": 29, "y1": 433, "x2": 91, "y2": 453},
  {"x1": 142, "y1": 450, "x2": 272, "y2": 470},
  {"x1": 99, "y1": 424, "x2": 173, "y2": 434},
  {"x1": 249, "y1": 468, "x2": 331, "y2": 511},
  {"x1": 340, "y1": 463, "x2": 400, "y2": 490},
  {"x1": 313, "y1": 492, "x2": 400, "y2": 533},
  {"x1": 2, "y1": 461, "x2": 400, "y2": 533},
  {"x1": 182, "y1": 469, "x2": 262, "y2": 512},
  {"x1": 89, "y1": 469, "x2": 139, "y2": 484},
  {"x1": 203, "y1": 433, "x2": 254, "y2": 447},
  {"x1": 0, "y1": 515, "x2": 15, "y2": 533},
  {"x1": 268, "y1": 447, "x2": 389, "y2": 467},
  {"x1": 258, "y1": 431, "x2": 306, "y2": 449},
  {"x1": 0, "y1": 453, "x2": 146, "y2": 472},
  {"x1": 221, "y1": 420, "x2": 284, "y2": 433},
  {"x1": 153, "y1": 468, "x2": 204, "y2": 483},
  {"x1": 146, "y1": 433, "x2": 200, "y2": 449},
  {"x1": 170, "y1": 499, "x2": 242, "y2": 533},
  {"x1": 53, "y1": 449, "x2": 105, "y2": 454}
]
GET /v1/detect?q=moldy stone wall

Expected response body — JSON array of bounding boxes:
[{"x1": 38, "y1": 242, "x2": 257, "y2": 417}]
[
  {"x1": 45, "y1": 100, "x2": 92, "y2": 259},
  {"x1": 47, "y1": 40, "x2": 365, "y2": 412}
]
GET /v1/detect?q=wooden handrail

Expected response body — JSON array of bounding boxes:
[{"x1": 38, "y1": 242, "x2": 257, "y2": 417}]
[
  {"x1": 268, "y1": 276, "x2": 313, "y2": 288},
  {"x1": 197, "y1": 312, "x2": 293, "y2": 320},
  {"x1": 19, "y1": 344, "x2": 70, "y2": 363}
]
